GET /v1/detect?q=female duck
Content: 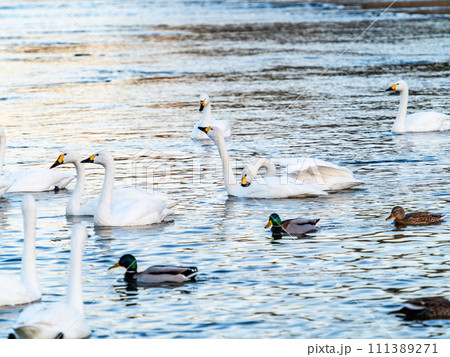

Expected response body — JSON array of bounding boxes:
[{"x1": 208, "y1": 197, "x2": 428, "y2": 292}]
[
  {"x1": 0, "y1": 128, "x2": 74, "y2": 192},
  {"x1": 81, "y1": 150, "x2": 175, "y2": 226},
  {"x1": 386, "y1": 80, "x2": 450, "y2": 133},
  {"x1": 198, "y1": 126, "x2": 327, "y2": 198},
  {"x1": 0, "y1": 195, "x2": 41, "y2": 307},
  {"x1": 265, "y1": 213, "x2": 319, "y2": 237},
  {"x1": 386, "y1": 206, "x2": 444, "y2": 226},
  {"x1": 390, "y1": 297, "x2": 450, "y2": 320},
  {"x1": 109, "y1": 254, "x2": 198, "y2": 284},
  {"x1": 10, "y1": 224, "x2": 90, "y2": 339},
  {"x1": 191, "y1": 93, "x2": 231, "y2": 140}
]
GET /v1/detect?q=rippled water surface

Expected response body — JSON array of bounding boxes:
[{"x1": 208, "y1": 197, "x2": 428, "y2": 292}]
[{"x1": 0, "y1": 0, "x2": 450, "y2": 339}]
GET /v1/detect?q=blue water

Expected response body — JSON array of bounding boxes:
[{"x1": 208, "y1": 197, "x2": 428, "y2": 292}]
[{"x1": 0, "y1": 0, "x2": 450, "y2": 338}]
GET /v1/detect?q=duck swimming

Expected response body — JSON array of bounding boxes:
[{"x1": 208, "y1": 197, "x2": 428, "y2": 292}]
[
  {"x1": 386, "y1": 206, "x2": 444, "y2": 226},
  {"x1": 389, "y1": 297, "x2": 450, "y2": 320},
  {"x1": 265, "y1": 213, "x2": 319, "y2": 237},
  {"x1": 109, "y1": 254, "x2": 198, "y2": 284}
]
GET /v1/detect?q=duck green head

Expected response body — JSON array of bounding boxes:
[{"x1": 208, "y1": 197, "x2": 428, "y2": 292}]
[
  {"x1": 265, "y1": 213, "x2": 282, "y2": 228},
  {"x1": 109, "y1": 254, "x2": 137, "y2": 272}
]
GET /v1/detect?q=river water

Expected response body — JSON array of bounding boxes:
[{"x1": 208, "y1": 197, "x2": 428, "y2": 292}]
[{"x1": 0, "y1": 0, "x2": 449, "y2": 339}]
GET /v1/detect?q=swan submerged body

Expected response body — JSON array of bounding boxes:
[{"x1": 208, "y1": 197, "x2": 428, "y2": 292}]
[
  {"x1": 199, "y1": 126, "x2": 327, "y2": 198},
  {"x1": 191, "y1": 93, "x2": 231, "y2": 140},
  {"x1": 11, "y1": 224, "x2": 90, "y2": 339},
  {"x1": 51, "y1": 149, "x2": 174, "y2": 216},
  {"x1": 81, "y1": 150, "x2": 175, "y2": 226},
  {"x1": 0, "y1": 195, "x2": 41, "y2": 307},
  {"x1": 386, "y1": 80, "x2": 450, "y2": 133},
  {"x1": 109, "y1": 254, "x2": 198, "y2": 284},
  {"x1": 0, "y1": 128, "x2": 74, "y2": 193}
]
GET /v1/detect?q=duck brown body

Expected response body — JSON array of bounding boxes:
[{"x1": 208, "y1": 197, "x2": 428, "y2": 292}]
[
  {"x1": 386, "y1": 206, "x2": 444, "y2": 226},
  {"x1": 390, "y1": 297, "x2": 450, "y2": 320}
]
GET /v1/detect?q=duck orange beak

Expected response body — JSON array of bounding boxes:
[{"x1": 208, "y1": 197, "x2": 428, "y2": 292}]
[
  {"x1": 265, "y1": 219, "x2": 273, "y2": 229},
  {"x1": 108, "y1": 262, "x2": 120, "y2": 270},
  {"x1": 386, "y1": 213, "x2": 394, "y2": 221}
]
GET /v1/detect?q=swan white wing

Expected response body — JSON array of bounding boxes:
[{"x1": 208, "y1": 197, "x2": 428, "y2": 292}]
[
  {"x1": 4, "y1": 169, "x2": 74, "y2": 193},
  {"x1": 0, "y1": 180, "x2": 11, "y2": 196},
  {"x1": 100, "y1": 197, "x2": 173, "y2": 226},
  {"x1": 0, "y1": 275, "x2": 39, "y2": 307},
  {"x1": 231, "y1": 176, "x2": 327, "y2": 198},
  {"x1": 403, "y1": 112, "x2": 450, "y2": 132},
  {"x1": 76, "y1": 188, "x2": 176, "y2": 216},
  {"x1": 13, "y1": 302, "x2": 90, "y2": 339},
  {"x1": 191, "y1": 118, "x2": 209, "y2": 140}
]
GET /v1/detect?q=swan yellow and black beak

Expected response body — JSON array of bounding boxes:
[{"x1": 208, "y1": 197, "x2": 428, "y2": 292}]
[
  {"x1": 199, "y1": 99, "x2": 206, "y2": 112},
  {"x1": 386, "y1": 213, "x2": 395, "y2": 221},
  {"x1": 241, "y1": 174, "x2": 250, "y2": 187},
  {"x1": 198, "y1": 126, "x2": 211, "y2": 133},
  {"x1": 50, "y1": 154, "x2": 65, "y2": 169},
  {"x1": 108, "y1": 262, "x2": 120, "y2": 270},
  {"x1": 81, "y1": 154, "x2": 97, "y2": 163},
  {"x1": 385, "y1": 83, "x2": 397, "y2": 91},
  {"x1": 265, "y1": 219, "x2": 273, "y2": 229}
]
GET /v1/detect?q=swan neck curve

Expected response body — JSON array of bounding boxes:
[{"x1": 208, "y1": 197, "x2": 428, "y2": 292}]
[
  {"x1": 21, "y1": 200, "x2": 40, "y2": 298},
  {"x1": 202, "y1": 102, "x2": 212, "y2": 126},
  {"x1": 67, "y1": 224, "x2": 87, "y2": 312},
  {"x1": 96, "y1": 157, "x2": 115, "y2": 224},
  {"x1": 393, "y1": 88, "x2": 409, "y2": 132},
  {"x1": 67, "y1": 161, "x2": 86, "y2": 216},
  {"x1": 213, "y1": 134, "x2": 236, "y2": 193}
]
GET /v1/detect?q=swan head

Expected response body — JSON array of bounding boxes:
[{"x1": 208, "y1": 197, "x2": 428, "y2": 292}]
[
  {"x1": 109, "y1": 254, "x2": 137, "y2": 272},
  {"x1": 386, "y1": 206, "x2": 406, "y2": 220},
  {"x1": 265, "y1": 213, "x2": 282, "y2": 228},
  {"x1": 50, "y1": 148, "x2": 81, "y2": 169},
  {"x1": 21, "y1": 194, "x2": 36, "y2": 216},
  {"x1": 198, "y1": 126, "x2": 224, "y2": 142},
  {"x1": 81, "y1": 149, "x2": 114, "y2": 167},
  {"x1": 199, "y1": 93, "x2": 210, "y2": 112},
  {"x1": 386, "y1": 80, "x2": 408, "y2": 92}
]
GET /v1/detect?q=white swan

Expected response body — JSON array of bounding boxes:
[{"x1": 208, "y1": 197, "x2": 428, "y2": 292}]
[
  {"x1": 81, "y1": 150, "x2": 175, "y2": 226},
  {"x1": 50, "y1": 148, "x2": 174, "y2": 217},
  {"x1": 0, "y1": 195, "x2": 41, "y2": 307},
  {"x1": 11, "y1": 224, "x2": 90, "y2": 339},
  {"x1": 0, "y1": 128, "x2": 74, "y2": 193},
  {"x1": 198, "y1": 126, "x2": 327, "y2": 198},
  {"x1": 191, "y1": 93, "x2": 231, "y2": 140},
  {"x1": 386, "y1": 80, "x2": 450, "y2": 133},
  {"x1": 241, "y1": 157, "x2": 362, "y2": 191}
]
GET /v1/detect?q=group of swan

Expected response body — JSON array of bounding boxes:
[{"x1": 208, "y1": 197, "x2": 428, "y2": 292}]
[
  {"x1": 51, "y1": 149, "x2": 175, "y2": 226},
  {"x1": 0, "y1": 196, "x2": 90, "y2": 339}
]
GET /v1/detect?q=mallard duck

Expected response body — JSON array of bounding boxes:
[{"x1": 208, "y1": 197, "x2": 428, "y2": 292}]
[
  {"x1": 265, "y1": 213, "x2": 319, "y2": 236},
  {"x1": 109, "y1": 254, "x2": 198, "y2": 284},
  {"x1": 389, "y1": 297, "x2": 450, "y2": 320},
  {"x1": 386, "y1": 206, "x2": 444, "y2": 226}
]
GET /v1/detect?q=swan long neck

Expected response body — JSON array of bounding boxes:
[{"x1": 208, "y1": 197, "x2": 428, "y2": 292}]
[
  {"x1": 213, "y1": 133, "x2": 236, "y2": 193},
  {"x1": 21, "y1": 201, "x2": 40, "y2": 298},
  {"x1": 66, "y1": 161, "x2": 86, "y2": 216},
  {"x1": 243, "y1": 158, "x2": 276, "y2": 183},
  {"x1": 96, "y1": 157, "x2": 115, "y2": 223},
  {"x1": 0, "y1": 129, "x2": 6, "y2": 175},
  {"x1": 202, "y1": 103, "x2": 212, "y2": 127},
  {"x1": 393, "y1": 87, "x2": 409, "y2": 132},
  {"x1": 67, "y1": 225, "x2": 87, "y2": 312}
]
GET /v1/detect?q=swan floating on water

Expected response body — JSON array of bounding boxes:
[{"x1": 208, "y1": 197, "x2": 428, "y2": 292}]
[
  {"x1": 51, "y1": 148, "x2": 174, "y2": 217},
  {"x1": 191, "y1": 93, "x2": 231, "y2": 140},
  {"x1": 386, "y1": 80, "x2": 450, "y2": 133},
  {"x1": 81, "y1": 150, "x2": 175, "y2": 226},
  {"x1": 198, "y1": 126, "x2": 327, "y2": 198},
  {"x1": 241, "y1": 157, "x2": 363, "y2": 191},
  {"x1": 0, "y1": 195, "x2": 41, "y2": 307},
  {"x1": 0, "y1": 128, "x2": 74, "y2": 193},
  {"x1": 10, "y1": 224, "x2": 90, "y2": 339}
]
